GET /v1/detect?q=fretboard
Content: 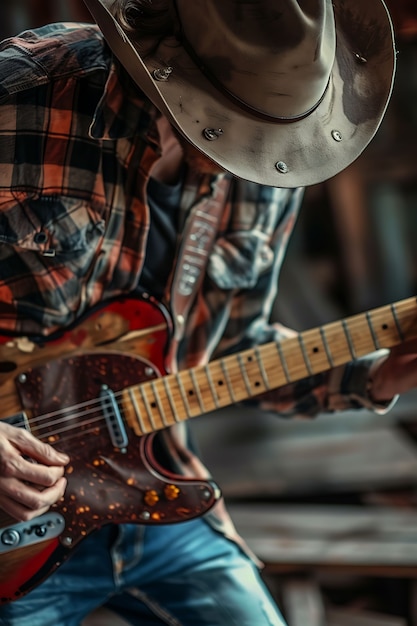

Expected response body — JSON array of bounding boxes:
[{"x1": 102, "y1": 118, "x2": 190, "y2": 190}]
[{"x1": 122, "y1": 296, "x2": 417, "y2": 436}]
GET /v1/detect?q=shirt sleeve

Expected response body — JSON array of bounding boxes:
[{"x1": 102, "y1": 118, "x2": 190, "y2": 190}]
[
  {"x1": 252, "y1": 347, "x2": 399, "y2": 418},
  {"x1": 209, "y1": 183, "x2": 398, "y2": 419}
]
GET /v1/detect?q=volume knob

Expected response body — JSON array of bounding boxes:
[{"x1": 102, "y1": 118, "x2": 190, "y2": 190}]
[{"x1": 1, "y1": 529, "x2": 21, "y2": 546}]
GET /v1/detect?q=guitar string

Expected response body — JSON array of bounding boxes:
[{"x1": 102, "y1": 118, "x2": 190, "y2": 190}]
[
  {"x1": 30, "y1": 395, "x2": 120, "y2": 429},
  {"x1": 20, "y1": 368, "x2": 193, "y2": 441},
  {"x1": 22, "y1": 397, "x2": 124, "y2": 445},
  {"x1": 20, "y1": 353, "x2": 259, "y2": 442},
  {"x1": 15, "y1": 355, "x2": 245, "y2": 433},
  {"x1": 19, "y1": 379, "x2": 154, "y2": 430},
  {"x1": 36, "y1": 408, "x2": 107, "y2": 438},
  {"x1": 16, "y1": 340, "x2": 290, "y2": 432},
  {"x1": 36, "y1": 401, "x2": 162, "y2": 447},
  {"x1": 36, "y1": 398, "x2": 146, "y2": 444},
  {"x1": 12, "y1": 306, "x2": 405, "y2": 444},
  {"x1": 31, "y1": 393, "x2": 147, "y2": 441},
  {"x1": 8, "y1": 353, "x2": 359, "y2": 443},
  {"x1": 46, "y1": 423, "x2": 111, "y2": 448}
]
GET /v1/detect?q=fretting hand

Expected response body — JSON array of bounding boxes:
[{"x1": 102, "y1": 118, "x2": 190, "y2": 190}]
[{"x1": 369, "y1": 339, "x2": 417, "y2": 402}]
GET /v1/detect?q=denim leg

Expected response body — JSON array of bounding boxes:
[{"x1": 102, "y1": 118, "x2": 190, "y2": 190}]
[
  {"x1": 0, "y1": 526, "x2": 118, "y2": 626},
  {"x1": 107, "y1": 518, "x2": 288, "y2": 626},
  {"x1": 0, "y1": 519, "x2": 288, "y2": 626}
]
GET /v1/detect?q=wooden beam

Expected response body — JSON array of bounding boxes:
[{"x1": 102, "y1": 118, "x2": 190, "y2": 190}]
[
  {"x1": 327, "y1": 608, "x2": 406, "y2": 626},
  {"x1": 282, "y1": 579, "x2": 326, "y2": 626},
  {"x1": 228, "y1": 504, "x2": 417, "y2": 576}
]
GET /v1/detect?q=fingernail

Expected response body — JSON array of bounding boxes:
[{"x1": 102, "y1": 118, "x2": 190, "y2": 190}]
[{"x1": 58, "y1": 452, "x2": 70, "y2": 463}]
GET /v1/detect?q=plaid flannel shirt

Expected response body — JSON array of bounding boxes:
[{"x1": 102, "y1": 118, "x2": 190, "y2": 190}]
[{"x1": 0, "y1": 22, "x2": 393, "y2": 552}]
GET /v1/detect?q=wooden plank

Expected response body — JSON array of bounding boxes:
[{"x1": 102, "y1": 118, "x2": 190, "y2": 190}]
[
  {"x1": 202, "y1": 425, "x2": 417, "y2": 497},
  {"x1": 327, "y1": 608, "x2": 406, "y2": 626},
  {"x1": 282, "y1": 579, "x2": 326, "y2": 626},
  {"x1": 192, "y1": 389, "x2": 417, "y2": 499},
  {"x1": 228, "y1": 504, "x2": 417, "y2": 574}
]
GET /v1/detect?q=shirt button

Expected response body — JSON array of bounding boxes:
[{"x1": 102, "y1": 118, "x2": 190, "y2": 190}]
[{"x1": 34, "y1": 231, "x2": 48, "y2": 244}]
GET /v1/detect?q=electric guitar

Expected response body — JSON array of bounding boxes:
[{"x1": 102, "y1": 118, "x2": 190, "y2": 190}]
[{"x1": 0, "y1": 293, "x2": 417, "y2": 604}]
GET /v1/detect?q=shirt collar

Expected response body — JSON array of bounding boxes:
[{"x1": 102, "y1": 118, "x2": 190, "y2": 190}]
[{"x1": 89, "y1": 62, "x2": 159, "y2": 143}]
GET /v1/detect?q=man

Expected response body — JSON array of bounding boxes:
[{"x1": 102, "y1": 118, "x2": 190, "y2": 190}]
[{"x1": 0, "y1": 1, "x2": 413, "y2": 625}]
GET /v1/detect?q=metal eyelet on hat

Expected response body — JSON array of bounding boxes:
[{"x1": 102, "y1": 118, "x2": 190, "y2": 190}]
[
  {"x1": 152, "y1": 67, "x2": 173, "y2": 81},
  {"x1": 275, "y1": 161, "x2": 289, "y2": 174},
  {"x1": 331, "y1": 130, "x2": 343, "y2": 142},
  {"x1": 203, "y1": 128, "x2": 224, "y2": 141}
]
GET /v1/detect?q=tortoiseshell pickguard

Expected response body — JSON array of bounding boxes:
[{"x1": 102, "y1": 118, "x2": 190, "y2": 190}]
[
  {"x1": 15, "y1": 351, "x2": 217, "y2": 544},
  {"x1": 0, "y1": 295, "x2": 219, "y2": 604}
]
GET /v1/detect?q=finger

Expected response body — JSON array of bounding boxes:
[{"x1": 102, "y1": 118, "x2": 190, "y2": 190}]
[
  {"x1": 2, "y1": 423, "x2": 69, "y2": 465},
  {"x1": 23, "y1": 459, "x2": 67, "y2": 487},
  {"x1": 372, "y1": 354, "x2": 417, "y2": 399},
  {"x1": 1, "y1": 455, "x2": 67, "y2": 487},
  {"x1": 389, "y1": 338, "x2": 417, "y2": 356},
  {"x1": 0, "y1": 494, "x2": 52, "y2": 522},
  {"x1": 0, "y1": 476, "x2": 67, "y2": 521}
]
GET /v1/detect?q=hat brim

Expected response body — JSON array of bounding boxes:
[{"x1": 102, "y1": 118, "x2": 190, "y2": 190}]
[{"x1": 83, "y1": 0, "x2": 396, "y2": 188}]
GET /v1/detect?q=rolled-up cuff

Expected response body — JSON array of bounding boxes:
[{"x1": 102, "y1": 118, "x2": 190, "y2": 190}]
[{"x1": 327, "y1": 351, "x2": 399, "y2": 414}]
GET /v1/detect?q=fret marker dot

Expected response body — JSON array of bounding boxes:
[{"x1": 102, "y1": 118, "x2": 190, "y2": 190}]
[{"x1": 313, "y1": 347, "x2": 319, "y2": 353}]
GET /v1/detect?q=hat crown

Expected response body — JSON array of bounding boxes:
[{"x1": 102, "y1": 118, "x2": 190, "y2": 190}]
[
  {"x1": 83, "y1": 0, "x2": 395, "y2": 187},
  {"x1": 174, "y1": 0, "x2": 336, "y2": 119}
]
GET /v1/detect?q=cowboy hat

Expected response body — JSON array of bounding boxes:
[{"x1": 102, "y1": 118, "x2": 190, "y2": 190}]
[{"x1": 82, "y1": 0, "x2": 396, "y2": 188}]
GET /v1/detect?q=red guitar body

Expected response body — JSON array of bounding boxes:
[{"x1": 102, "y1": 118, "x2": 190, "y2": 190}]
[
  {"x1": 0, "y1": 295, "x2": 219, "y2": 604},
  {"x1": 4, "y1": 289, "x2": 417, "y2": 604}
]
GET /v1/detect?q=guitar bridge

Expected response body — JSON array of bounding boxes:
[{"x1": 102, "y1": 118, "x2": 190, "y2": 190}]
[{"x1": 0, "y1": 513, "x2": 65, "y2": 553}]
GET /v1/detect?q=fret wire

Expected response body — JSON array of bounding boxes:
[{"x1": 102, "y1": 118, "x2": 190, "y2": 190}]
[
  {"x1": 205, "y1": 365, "x2": 220, "y2": 409},
  {"x1": 122, "y1": 299, "x2": 417, "y2": 435},
  {"x1": 298, "y1": 334, "x2": 312, "y2": 376},
  {"x1": 391, "y1": 303, "x2": 405, "y2": 341},
  {"x1": 190, "y1": 369, "x2": 205, "y2": 412},
  {"x1": 128, "y1": 388, "x2": 148, "y2": 434},
  {"x1": 177, "y1": 374, "x2": 191, "y2": 418},
  {"x1": 366, "y1": 312, "x2": 380, "y2": 350},
  {"x1": 150, "y1": 380, "x2": 169, "y2": 427},
  {"x1": 342, "y1": 319, "x2": 356, "y2": 358},
  {"x1": 163, "y1": 378, "x2": 180, "y2": 423},
  {"x1": 319, "y1": 327, "x2": 334, "y2": 367},
  {"x1": 220, "y1": 360, "x2": 237, "y2": 402},
  {"x1": 254, "y1": 347, "x2": 270, "y2": 389},
  {"x1": 140, "y1": 386, "x2": 158, "y2": 430},
  {"x1": 237, "y1": 354, "x2": 252, "y2": 394},
  {"x1": 275, "y1": 341, "x2": 291, "y2": 382}
]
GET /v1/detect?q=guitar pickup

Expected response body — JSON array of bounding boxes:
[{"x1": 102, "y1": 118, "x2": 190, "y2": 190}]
[{"x1": 100, "y1": 384, "x2": 129, "y2": 450}]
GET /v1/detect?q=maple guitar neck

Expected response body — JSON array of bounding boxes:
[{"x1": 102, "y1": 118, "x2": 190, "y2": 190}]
[{"x1": 122, "y1": 296, "x2": 417, "y2": 437}]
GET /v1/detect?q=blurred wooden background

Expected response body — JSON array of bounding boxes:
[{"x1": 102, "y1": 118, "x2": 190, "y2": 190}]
[{"x1": 1, "y1": 2, "x2": 417, "y2": 625}]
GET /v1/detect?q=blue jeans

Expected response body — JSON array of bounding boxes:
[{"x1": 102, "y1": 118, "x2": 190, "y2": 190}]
[{"x1": 0, "y1": 518, "x2": 287, "y2": 626}]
